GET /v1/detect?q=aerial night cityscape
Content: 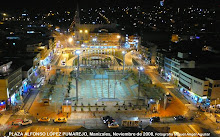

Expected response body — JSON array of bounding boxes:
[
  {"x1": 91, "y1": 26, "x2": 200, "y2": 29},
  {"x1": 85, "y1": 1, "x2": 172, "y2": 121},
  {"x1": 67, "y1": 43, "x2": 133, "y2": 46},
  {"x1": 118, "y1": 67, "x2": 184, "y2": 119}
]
[{"x1": 0, "y1": 0, "x2": 220, "y2": 136}]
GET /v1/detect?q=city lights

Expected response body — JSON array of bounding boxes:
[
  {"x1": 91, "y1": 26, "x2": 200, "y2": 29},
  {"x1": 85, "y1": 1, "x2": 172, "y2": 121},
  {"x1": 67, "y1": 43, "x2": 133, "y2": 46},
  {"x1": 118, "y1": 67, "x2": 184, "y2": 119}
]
[{"x1": 0, "y1": 1, "x2": 218, "y2": 136}]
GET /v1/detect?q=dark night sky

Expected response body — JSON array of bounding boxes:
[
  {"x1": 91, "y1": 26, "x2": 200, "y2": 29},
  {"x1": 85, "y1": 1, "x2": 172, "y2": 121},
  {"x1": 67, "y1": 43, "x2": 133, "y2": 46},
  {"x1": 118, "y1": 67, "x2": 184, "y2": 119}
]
[
  {"x1": 1, "y1": 0, "x2": 217, "y2": 9},
  {"x1": 0, "y1": 0, "x2": 219, "y2": 17}
]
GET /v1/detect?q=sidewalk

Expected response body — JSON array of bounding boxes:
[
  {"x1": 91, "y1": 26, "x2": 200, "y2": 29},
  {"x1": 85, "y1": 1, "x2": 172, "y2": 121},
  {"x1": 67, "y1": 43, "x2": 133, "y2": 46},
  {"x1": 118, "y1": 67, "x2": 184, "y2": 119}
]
[
  {"x1": 0, "y1": 114, "x2": 12, "y2": 125},
  {"x1": 200, "y1": 112, "x2": 220, "y2": 136},
  {"x1": 204, "y1": 112, "x2": 219, "y2": 124}
]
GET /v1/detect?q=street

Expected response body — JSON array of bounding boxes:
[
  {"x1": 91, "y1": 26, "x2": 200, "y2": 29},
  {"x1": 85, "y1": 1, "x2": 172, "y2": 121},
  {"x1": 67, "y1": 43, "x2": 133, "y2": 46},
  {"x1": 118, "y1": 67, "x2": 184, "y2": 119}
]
[{"x1": 0, "y1": 38, "x2": 219, "y2": 137}]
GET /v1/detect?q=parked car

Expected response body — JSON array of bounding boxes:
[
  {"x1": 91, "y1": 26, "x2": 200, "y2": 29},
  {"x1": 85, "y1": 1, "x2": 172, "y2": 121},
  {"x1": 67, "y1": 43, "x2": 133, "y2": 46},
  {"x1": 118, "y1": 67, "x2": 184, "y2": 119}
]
[
  {"x1": 150, "y1": 117, "x2": 160, "y2": 122},
  {"x1": 54, "y1": 117, "x2": 67, "y2": 123},
  {"x1": 12, "y1": 118, "x2": 32, "y2": 126},
  {"x1": 108, "y1": 122, "x2": 119, "y2": 128},
  {"x1": 18, "y1": 119, "x2": 32, "y2": 126},
  {"x1": 190, "y1": 117, "x2": 194, "y2": 121},
  {"x1": 61, "y1": 61, "x2": 66, "y2": 66},
  {"x1": 38, "y1": 117, "x2": 50, "y2": 122},
  {"x1": 101, "y1": 116, "x2": 115, "y2": 124},
  {"x1": 174, "y1": 115, "x2": 185, "y2": 121}
]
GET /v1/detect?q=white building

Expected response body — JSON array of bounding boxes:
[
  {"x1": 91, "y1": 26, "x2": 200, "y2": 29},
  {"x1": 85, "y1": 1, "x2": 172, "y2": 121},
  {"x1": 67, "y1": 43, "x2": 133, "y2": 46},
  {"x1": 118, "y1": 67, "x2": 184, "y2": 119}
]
[
  {"x1": 179, "y1": 68, "x2": 220, "y2": 106},
  {"x1": 164, "y1": 52, "x2": 195, "y2": 85}
]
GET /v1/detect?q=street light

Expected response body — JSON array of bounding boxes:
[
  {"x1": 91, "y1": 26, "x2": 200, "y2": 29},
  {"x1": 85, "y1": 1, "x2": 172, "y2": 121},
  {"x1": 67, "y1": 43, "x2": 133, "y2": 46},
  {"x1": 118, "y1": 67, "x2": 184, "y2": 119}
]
[
  {"x1": 117, "y1": 35, "x2": 121, "y2": 39},
  {"x1": 68, "y1": 37, "x2": 73, "y2": 43},
  {"x1": 137, "y1": 66, "x2": 144, "y2": 99},
  {"x1": 122, "y1": 51, "x2": 127, "y2": 75},
  {"x1": 75, "y1": 50, "x2": 80, "y2": 101},
  {"x1": 75, "y1": 50, "x2": 81, "y2": 77}
]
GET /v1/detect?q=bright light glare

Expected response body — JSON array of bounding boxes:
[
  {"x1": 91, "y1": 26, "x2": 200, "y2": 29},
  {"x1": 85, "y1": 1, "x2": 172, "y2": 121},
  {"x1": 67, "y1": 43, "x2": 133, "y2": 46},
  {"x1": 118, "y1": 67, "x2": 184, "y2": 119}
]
[
  {"x1": 122, "y1": 51, "x2": 126, "y2": 54},
  {"x1": 85, "y1": 30, "x2": 88, "y2": 33},
  {"x1": 138, "y1": 66, "x2": 144, "y2": 71},
  {"x1": 117, "y1": 35, "x2": 121, "y2": 39},
  {"x1": 68, "y1": 37, "x2": 73, "y2": 43},
  {"x1": 75, "y1": 50, "x2": 81, "y2": 55},
  {"x1": 79, "y1": 30, "x2": 83, "y2": 33}
]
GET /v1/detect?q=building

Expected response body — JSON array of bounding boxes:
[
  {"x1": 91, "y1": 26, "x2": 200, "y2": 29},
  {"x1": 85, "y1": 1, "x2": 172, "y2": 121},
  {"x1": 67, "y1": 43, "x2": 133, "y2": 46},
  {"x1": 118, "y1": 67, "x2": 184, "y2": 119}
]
[
  {"x1": 149, "y1": 45, "x2": 157, "y2": 65},
  {"x1": 156, "y1": 49, "x2": 169, "y2": 76},
  {"x1": 80, "y1": 31, "x2": 121, "y2": 49},
  {"x1": 124, "y1": 34, "x2": 140, "y2": 49},
  {"x1": 0, "y1": 15, "x2": 51, "y2": 52},
  {"x1": 164, "y1": 52, "x2": 195, "y2": 85},
  {"x1": 71, "y1": 5, "x2": 121, "y2": 49},
  {"x1": 2, "y1": 52, "x2": 42, "y2": 104},
  {"x1": 137, "y1": 46, "x2": 149, "y2": 63},
  {"x1": 0, "y1": 60, "x2": 23, "y2": 111},
  {"x1": 179, "y1": 68, "x2": 220, "y2": 107},
  {"x1": 26, "y1": 38, "x2": 55, "y2": 66}
]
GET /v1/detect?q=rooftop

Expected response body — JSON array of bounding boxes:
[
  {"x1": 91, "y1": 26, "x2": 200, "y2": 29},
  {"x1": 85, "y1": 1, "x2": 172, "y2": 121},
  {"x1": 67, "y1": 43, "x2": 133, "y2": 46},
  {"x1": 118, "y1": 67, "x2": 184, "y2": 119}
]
[
  {"x1": 2, "y1": 57, "x2": 35, "y2": 71},
  {"x1": 180, "y1": 68, "x2": 220, "y2": 80},
  {"x1": 0, "y1": 60, "x2": 23, "y2": 79},
  {"x1": 165, "y1": 54, "x2": 194, "y2": 62},
  {"x1": 0, "y1": 60, "x2": 11, "y2": 66}
]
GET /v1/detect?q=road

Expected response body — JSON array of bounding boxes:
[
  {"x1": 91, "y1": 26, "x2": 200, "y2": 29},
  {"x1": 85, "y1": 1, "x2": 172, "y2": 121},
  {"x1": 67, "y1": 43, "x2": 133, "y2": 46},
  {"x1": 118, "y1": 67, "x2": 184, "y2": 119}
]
[
  {"x1": 9, "y1": 117, "x2": 214, "y2": 137},
  {"x1": 1, "y1": 41, "x2": 219, "y2": 137},
  {"x1": 130, "y1": 51, "x2": 220, "y2": 136},
  {"x1": 6, "y1": 114, "x2": 209, "y2": 130}
]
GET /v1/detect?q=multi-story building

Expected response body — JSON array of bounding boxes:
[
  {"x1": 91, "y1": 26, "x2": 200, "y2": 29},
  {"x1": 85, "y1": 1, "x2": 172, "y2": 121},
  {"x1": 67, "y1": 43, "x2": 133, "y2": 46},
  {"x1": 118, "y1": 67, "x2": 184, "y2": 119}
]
[
  {"x1": 124, "y1": 34, "x2": 140, "y2": 49},
  {"x1": 82, "y1": 31, "x2": 121, "y2": 49},
  {"x1": 73, "y1": 27, "x2": 121, "y2": 49},
  {"x1": 179, "y1": 68, "x2": 220, "y2": 107},
  {"x1": 0, "y1": 61, "x2": 23, "y2": 111},
  {"x1": 26, "y1": 38, "x2": 55, "y2": 66},
  {"x1": 156, "y1": 49, "x2": 170, "y2": 76},
  {"x1": 3, "y1": 52, "x2": 41, "y2": 102},
  {"x1": 142, "y1": 42, "x2": 158, "y2": 65},
  {"x1": 71, "y1": 5, "x2": 121, "y2": 49},
  {"x1": 164, "y1": 52, "x2": 195, "y2": 85}
]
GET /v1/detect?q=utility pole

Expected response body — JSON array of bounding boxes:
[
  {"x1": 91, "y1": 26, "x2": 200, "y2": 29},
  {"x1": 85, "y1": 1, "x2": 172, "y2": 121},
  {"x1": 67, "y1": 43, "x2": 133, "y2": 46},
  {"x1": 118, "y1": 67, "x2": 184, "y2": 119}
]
[
  {"x1": 138, "y1": 70, "x2": 141, "y2": 99},
  {"x1": 108, "y1": 75, "x2": 110, "y2": 98},
  {"x1": 75, "y1": 50, "x2": 80, "y2": 101},
  {"x1": 102, "y1": 71, "x2": 103, "y2": 98},
  {"x1": 122, "y1": 51, "x2": 126, "y2": 75},
  {"x1": 114, "y1": 70, "x2": 116, "y2": 98},
  {"x1": 137, "y1": 67, "x2": 144, "y2": 99}
]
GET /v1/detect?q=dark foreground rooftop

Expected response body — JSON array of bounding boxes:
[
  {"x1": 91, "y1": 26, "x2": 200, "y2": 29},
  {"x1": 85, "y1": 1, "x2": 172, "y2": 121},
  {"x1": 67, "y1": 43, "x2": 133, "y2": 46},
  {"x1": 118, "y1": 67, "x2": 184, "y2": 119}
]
[{"x1": 181, "y1": 68, "x2": 220, "y2": 80}]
